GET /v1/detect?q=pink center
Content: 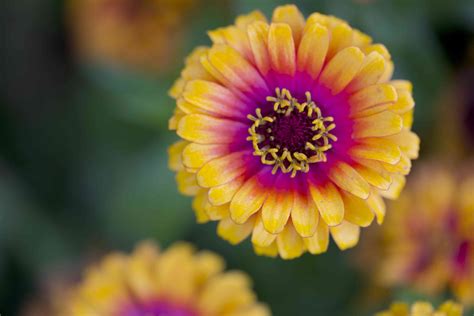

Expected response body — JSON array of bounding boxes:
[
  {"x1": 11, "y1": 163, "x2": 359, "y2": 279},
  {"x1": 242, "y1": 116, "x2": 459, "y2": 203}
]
[{"x1": 121, "y1": 300, "x2": 199, "y2": 316}]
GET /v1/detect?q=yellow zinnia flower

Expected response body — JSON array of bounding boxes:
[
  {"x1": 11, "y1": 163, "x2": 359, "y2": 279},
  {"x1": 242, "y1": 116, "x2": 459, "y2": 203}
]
[
  {"x1": 61, "y1": 242, "x2": 270, "y2": 315},
  {"x1": 169, "y1": 5, "x2": 419, "y2": 259},
  {"x1": 67, "y1": 0, "x2": 194, "y2": 71},
  {"x1": 375, "y1": 163, "x2": 474, "y2": 306},
  {"x1": 376, "y1": 300, "x2": 463, "y2": 316}
]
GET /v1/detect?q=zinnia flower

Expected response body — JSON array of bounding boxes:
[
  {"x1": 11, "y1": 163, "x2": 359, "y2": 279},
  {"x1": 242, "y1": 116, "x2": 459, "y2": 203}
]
[
  {"x1": 376, "y1": 300, "x2": 463, "y2": 316},
  {"x1": 374, "y1": 164, "x2": 474, "y2": 306},
  {"x1": 169, "y1": 5, "x2": 419, "y2": 259},
  {"x1": 67, "y1": 0, "x2": 194, "y2": 71},
  {"x1": 62, "y1": 242, "x2": 270, "y2": 315}
]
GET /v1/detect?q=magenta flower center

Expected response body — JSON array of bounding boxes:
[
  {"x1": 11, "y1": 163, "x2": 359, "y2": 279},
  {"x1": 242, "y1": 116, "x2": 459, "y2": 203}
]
[
  {"x1": 121, "y1": 300, "x2": 199, "y2": 316},
  {"x1": 247, "y1": 88, "x2": 337, "y2": 177}
]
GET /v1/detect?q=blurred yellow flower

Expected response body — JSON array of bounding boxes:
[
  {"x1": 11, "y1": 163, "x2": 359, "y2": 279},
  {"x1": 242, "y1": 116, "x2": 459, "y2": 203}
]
[
  {"x1": 67, "y1": 0, "x2": 195, "y2": 71},
  {"x1": 376, "y1": 164, "x2": 474, "y2": 305},
  {"x1": 376, "y1": 300, "x2": 463, "y2": 316},
  {"x1": 169, "y1": 5, "x2": 419, "y2": 259},
  {"x1": 61, "y1": 242, "x2": 270, "y2": 315}
]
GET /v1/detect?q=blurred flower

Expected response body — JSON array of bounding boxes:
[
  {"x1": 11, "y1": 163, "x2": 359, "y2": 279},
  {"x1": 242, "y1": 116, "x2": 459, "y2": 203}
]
[
  {"x1": 168, "y1": 5, "x2": 419, "y2": 259},
  {"x1": 373, "y1": 163, "x2": 474, "y2": 305},
  {"x1": 376, "y1": 300, "x2": 463, "y2": 316},
  {"x1": 67, "y1": 0, "x2": 194, "y2": 72},
  {"x1": 61, "y1": 241, "x2": 270, "y2": 315}
]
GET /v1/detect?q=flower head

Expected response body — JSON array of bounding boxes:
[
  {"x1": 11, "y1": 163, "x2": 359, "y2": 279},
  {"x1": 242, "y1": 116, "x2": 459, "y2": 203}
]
[
  {"x1": 374, "y1": 164, "x2": 474, "y2": 305},
  {"x1": 67, "y1": 0, "x2": 194, "y2": 71},
  {"x1": 169, "y1": 5, "x2": 419, "y2": 259},
  {"x1": 376, "y1": 300, "x2": 463, "y2": 316},
  {"x1": 62, "y1": 242, "x2": 270, "y2": 316}
]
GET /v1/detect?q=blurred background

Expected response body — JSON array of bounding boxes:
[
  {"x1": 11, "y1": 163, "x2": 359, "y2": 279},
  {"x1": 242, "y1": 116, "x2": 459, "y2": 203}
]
[{"x1": 1, "y1": 0, "x2": 473, "y2": 315}]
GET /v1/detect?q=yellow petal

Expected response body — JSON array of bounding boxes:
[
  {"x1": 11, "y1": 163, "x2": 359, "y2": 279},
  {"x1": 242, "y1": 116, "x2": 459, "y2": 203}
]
[
  {"x1": 194, "y1": 251, "x2": 225, "y2": 284},
  {"x1": 230, "y1": 172, "x2": 270, "y2": 224},
  {"x1": 353, "y1": 111, "x2": 403, "y2": 139},
  {"x1": 381, "y1": 152, "x2": 411, "y2": 175},
  {"x1": 217, "y1": 216, "x2": 254, "y2": 245},
  {"x1": 208, "y1": 26, "x2": 254, "y2": 64},
  {"x1": 319, "y1": 46, "x2": 364, "y2": 95},
  {"x1": 247, "y1": 21, "x2": 271, "y2": 75},
  {"x1": 208, "y1": 176, "x2": 245, "y2": 206},
  {"x1": 182, "y1": 143, "x2": 228, "y2": 170},
  {"x1": 168, "y1": 140, "x2": 188, "y2": 171},
  {"x1": 251, "y1": 214, "x2": 277, "y2": 247},
  {"x1": 207, "y1": 44, "x2": 267, "y2": 94},
  {"x1": 227, "y1": 304, "x2": 271, "y2": 316},
  {"x1": 379, "y1": 60, "x2": 394, "y2": 82},
  {"x1": 276, "y1": 223, "x2": 306, "y2": 259},
  {"x1": 291, "y1": 192, "x2": 319, "y2": 237},
  {"x1": 389, "y1": 90, "x2": 414, "y2": 114},
  {"x1": 205, "y1": 202, "x2": 229, "y2": 220},
  {"x1": 362, "y1": 44, "x2": 391, "y2": 62},
  {"x1": 197, "y1": 152, "x2": 248, "y2": 188},
  {"x1": 352, "y1": 29, "x2": 372, "y2": 48},
  {"x1": 303, "y1": 219, "x2": 329, "y2": 254},
  {"x1": 349, "y1": 83, "x2": 398, "y2": 117},
  {"x1": 346, "y1": 52, "x2": 386, "y2": 93},
  {"x1": 183, "y1": 80, "x2": 247, "y2": 118},
  {"x1": 268, "y1": 23, "x2": 296, "y2": 75},
  {"x1": 341, "y1": 191, "x2": 375, "y2": 227},
  {"x1": 386, "y1": 130, "x2": 420, "y2": 159},
  {"x1": 349, "y1": 138, "x2": 402, "y2": 164},
  {"x1": 380, "y1": 174, "x2": 406, "y2": 200},
  {"x1": 176, "y1": 170, "x2": 200, "y2": 196},
  {"x1": 169, "y1": 108, "x2": 185, "y2": 130},
  {"x1": 352, "y1": 160, "x2": 392, "y2": 191},
  {"x1": 390, "y1": 80, "x2": 413, "y2": 93},
  {"x1": 297, "y1": 23, "x2": 329, "y2": 79},
  {"x1": 309, "y1": 180, "x2": 344, "y2": 226},
  {"x1": 272, "y1": 5, "x2": 306, "y2": 45},
  {"x1": 327, "y1": 161, "x2": 370, "y2": 199},
  {"x1": 261, "y1": 186, "x2": 293, "y2": 234},
  {"x1": 235, "y1": 10, "x2": 267, "y2": 29},
  {"x1": 367, "y1": 191, "x2": 386, "y2": 224},
  {"x1": 178, "y1": 113, "x2": 245, "y2": 144},
  {"x1": 330, "y1": 220, "x2": 360, "y2": 250},
  {"x1": 193, "y1": 190, "x2": 211, "y2": 223},
  {"x1": 253, "y1": 241, "x2": 278, "y2": 258}
]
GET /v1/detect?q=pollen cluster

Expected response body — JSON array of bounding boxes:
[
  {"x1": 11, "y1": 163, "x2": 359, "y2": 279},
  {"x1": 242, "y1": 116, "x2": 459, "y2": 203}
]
[{"x1": 247, "y1": 88, "x2": 337, "y2": 177}]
